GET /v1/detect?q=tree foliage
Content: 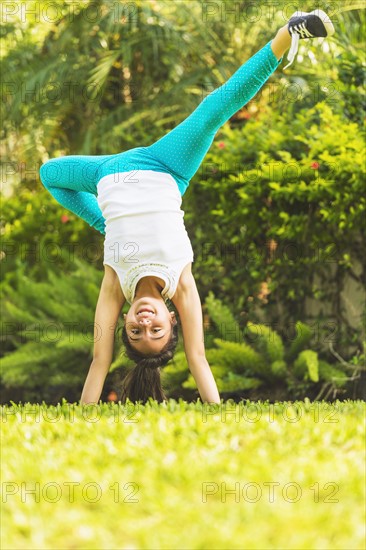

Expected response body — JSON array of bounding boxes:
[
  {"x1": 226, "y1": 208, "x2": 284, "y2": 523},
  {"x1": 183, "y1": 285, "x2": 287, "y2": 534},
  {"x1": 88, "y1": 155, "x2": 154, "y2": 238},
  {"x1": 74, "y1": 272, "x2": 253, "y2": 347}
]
[{"x1": 1, "y1": 1, "x2": 365, "y2": 402}]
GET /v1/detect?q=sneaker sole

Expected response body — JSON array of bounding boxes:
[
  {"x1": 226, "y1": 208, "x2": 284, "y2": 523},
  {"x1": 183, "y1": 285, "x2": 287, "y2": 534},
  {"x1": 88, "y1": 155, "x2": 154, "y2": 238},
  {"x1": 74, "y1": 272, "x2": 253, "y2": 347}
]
[{"x1": 309, "y1": 9, "x2": 335, "y2": 36}]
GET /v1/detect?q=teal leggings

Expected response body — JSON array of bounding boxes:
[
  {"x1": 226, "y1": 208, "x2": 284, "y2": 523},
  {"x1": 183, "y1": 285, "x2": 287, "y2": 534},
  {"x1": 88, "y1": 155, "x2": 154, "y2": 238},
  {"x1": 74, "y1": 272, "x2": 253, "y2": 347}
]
[{"x1": 40, "y1": 41, "x2": 281, "y2": 235}]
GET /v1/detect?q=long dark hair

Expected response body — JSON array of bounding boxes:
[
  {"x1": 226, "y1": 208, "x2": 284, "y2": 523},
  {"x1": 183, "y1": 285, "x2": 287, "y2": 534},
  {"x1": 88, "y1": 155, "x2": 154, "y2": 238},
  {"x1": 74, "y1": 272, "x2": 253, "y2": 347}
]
[{"x1": 119, "y1": 323, "x2": 178, "y2": 403}]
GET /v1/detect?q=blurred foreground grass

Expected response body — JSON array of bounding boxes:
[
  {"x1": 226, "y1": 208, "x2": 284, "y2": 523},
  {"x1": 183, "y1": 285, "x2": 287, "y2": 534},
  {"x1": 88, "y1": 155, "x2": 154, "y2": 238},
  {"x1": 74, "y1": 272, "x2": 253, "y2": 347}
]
[{"x1": 1, "y1": 399, "x2": 365, "y2": 550}]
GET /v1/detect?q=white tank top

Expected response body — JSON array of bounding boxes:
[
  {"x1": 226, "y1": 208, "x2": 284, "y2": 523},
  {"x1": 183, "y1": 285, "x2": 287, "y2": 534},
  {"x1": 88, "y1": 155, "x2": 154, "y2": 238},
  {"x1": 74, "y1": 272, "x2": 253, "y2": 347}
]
[{"x1": 96, "y1": 170, "x2": 194, "y2": 304}]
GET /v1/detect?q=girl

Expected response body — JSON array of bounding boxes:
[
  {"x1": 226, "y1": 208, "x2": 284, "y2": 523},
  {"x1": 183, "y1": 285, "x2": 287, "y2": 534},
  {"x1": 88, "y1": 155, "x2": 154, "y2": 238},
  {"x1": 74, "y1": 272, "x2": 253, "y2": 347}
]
[{"x1": 40, "y1": 9, "x2": 334, "y2": 405}]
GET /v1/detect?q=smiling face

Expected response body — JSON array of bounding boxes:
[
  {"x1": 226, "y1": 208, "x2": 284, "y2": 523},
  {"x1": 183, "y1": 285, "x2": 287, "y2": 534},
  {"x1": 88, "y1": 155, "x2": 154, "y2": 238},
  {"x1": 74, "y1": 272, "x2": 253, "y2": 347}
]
[{"x1": 123, "y1": 297, "x2": 176, "y2": 355}]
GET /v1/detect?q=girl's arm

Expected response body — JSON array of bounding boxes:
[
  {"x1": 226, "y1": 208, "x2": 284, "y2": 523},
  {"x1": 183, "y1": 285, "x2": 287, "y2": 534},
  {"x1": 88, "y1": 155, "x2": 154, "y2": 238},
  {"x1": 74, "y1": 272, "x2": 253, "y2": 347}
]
[
  {"x1": 80, "y1": 267, "x2": 125, "y2": 404},
  {"x1": 173, "y1": 267, "x2": 220, "y2": 404}
]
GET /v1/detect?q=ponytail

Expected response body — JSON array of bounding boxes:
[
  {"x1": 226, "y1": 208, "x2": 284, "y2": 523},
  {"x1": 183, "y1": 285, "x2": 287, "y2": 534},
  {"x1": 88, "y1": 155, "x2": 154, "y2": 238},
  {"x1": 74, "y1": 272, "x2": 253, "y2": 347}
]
[
  {"x1": 119, "y1": 323, "x2": 178, "y2": 403},
  {"x1": 120, "y1": 364, "x2": 166, "y2": 403}
]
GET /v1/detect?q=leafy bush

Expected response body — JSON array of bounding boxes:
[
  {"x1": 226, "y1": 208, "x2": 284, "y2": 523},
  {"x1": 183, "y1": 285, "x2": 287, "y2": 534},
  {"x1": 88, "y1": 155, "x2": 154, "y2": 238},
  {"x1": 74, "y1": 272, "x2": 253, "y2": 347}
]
[
  {"x1": 1, "y1": 187, "x2": 104, "y2": 281},
  {"x1": 162, "y1": 294, "x2": 357, "y2": 400},
  {"x1": 246, "y1": 322, "x2": 284, "y2": 364},
  {"x1": 185, "y1": 100, "x2": 365, "y2": 351},
  {"x1": 0, "y1": 256, "x2": 113, "y2": 402},
  {"x1": 0, "y1": 259, "x2": 360, "y2": 403},
  {"x1": 293, "y1": 350, "x2": 319, "y2": 383}
]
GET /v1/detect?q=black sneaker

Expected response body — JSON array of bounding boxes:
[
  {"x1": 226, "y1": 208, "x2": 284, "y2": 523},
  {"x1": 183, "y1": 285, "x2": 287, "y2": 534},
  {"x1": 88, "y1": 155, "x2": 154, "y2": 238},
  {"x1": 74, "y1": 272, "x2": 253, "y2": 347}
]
[{"x1": 284, "y1": 9, "x2": 335, "y2": 69}]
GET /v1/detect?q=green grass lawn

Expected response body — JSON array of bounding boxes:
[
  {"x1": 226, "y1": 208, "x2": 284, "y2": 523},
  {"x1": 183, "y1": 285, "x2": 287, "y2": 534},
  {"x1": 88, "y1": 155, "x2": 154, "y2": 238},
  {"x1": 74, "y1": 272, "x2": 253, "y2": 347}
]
[{"x1": 1, "y1": 399, "x2": 365, "y2": 550}]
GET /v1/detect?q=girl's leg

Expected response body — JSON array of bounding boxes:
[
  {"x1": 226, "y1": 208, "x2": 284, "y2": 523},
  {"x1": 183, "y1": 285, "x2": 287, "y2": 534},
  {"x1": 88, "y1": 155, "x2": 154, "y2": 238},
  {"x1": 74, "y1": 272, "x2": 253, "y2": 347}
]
[
  {"x1": 39, "y1": 29, "x2": 292, "y2": 229},
  {"x1": 146, "y1": 34, "x2": 290, "y2": 189},
  {"x1": 39, "y1": 154, "x2": 114, "y2": 235}
]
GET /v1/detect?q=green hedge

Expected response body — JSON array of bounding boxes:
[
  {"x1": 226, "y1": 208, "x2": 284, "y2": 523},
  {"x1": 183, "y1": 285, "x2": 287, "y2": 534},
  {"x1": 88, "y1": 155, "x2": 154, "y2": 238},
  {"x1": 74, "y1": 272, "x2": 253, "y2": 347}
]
[
  {"x1": 184, "y1": 101, "x2": 365, "y2": 347},
  {"x1": 161, "y1": 292, "x2": 357, "y2": 401},
  {"x1": 1, "y1": 258, "x2": 362, "y2": 403}
]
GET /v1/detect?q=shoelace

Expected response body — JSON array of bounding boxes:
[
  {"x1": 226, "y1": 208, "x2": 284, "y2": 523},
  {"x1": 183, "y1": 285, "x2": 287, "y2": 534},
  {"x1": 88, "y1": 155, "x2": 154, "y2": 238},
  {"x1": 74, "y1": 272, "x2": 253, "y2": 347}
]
[{"x1": 283, "y1": 22, "x2": 314, "y2": 70}]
